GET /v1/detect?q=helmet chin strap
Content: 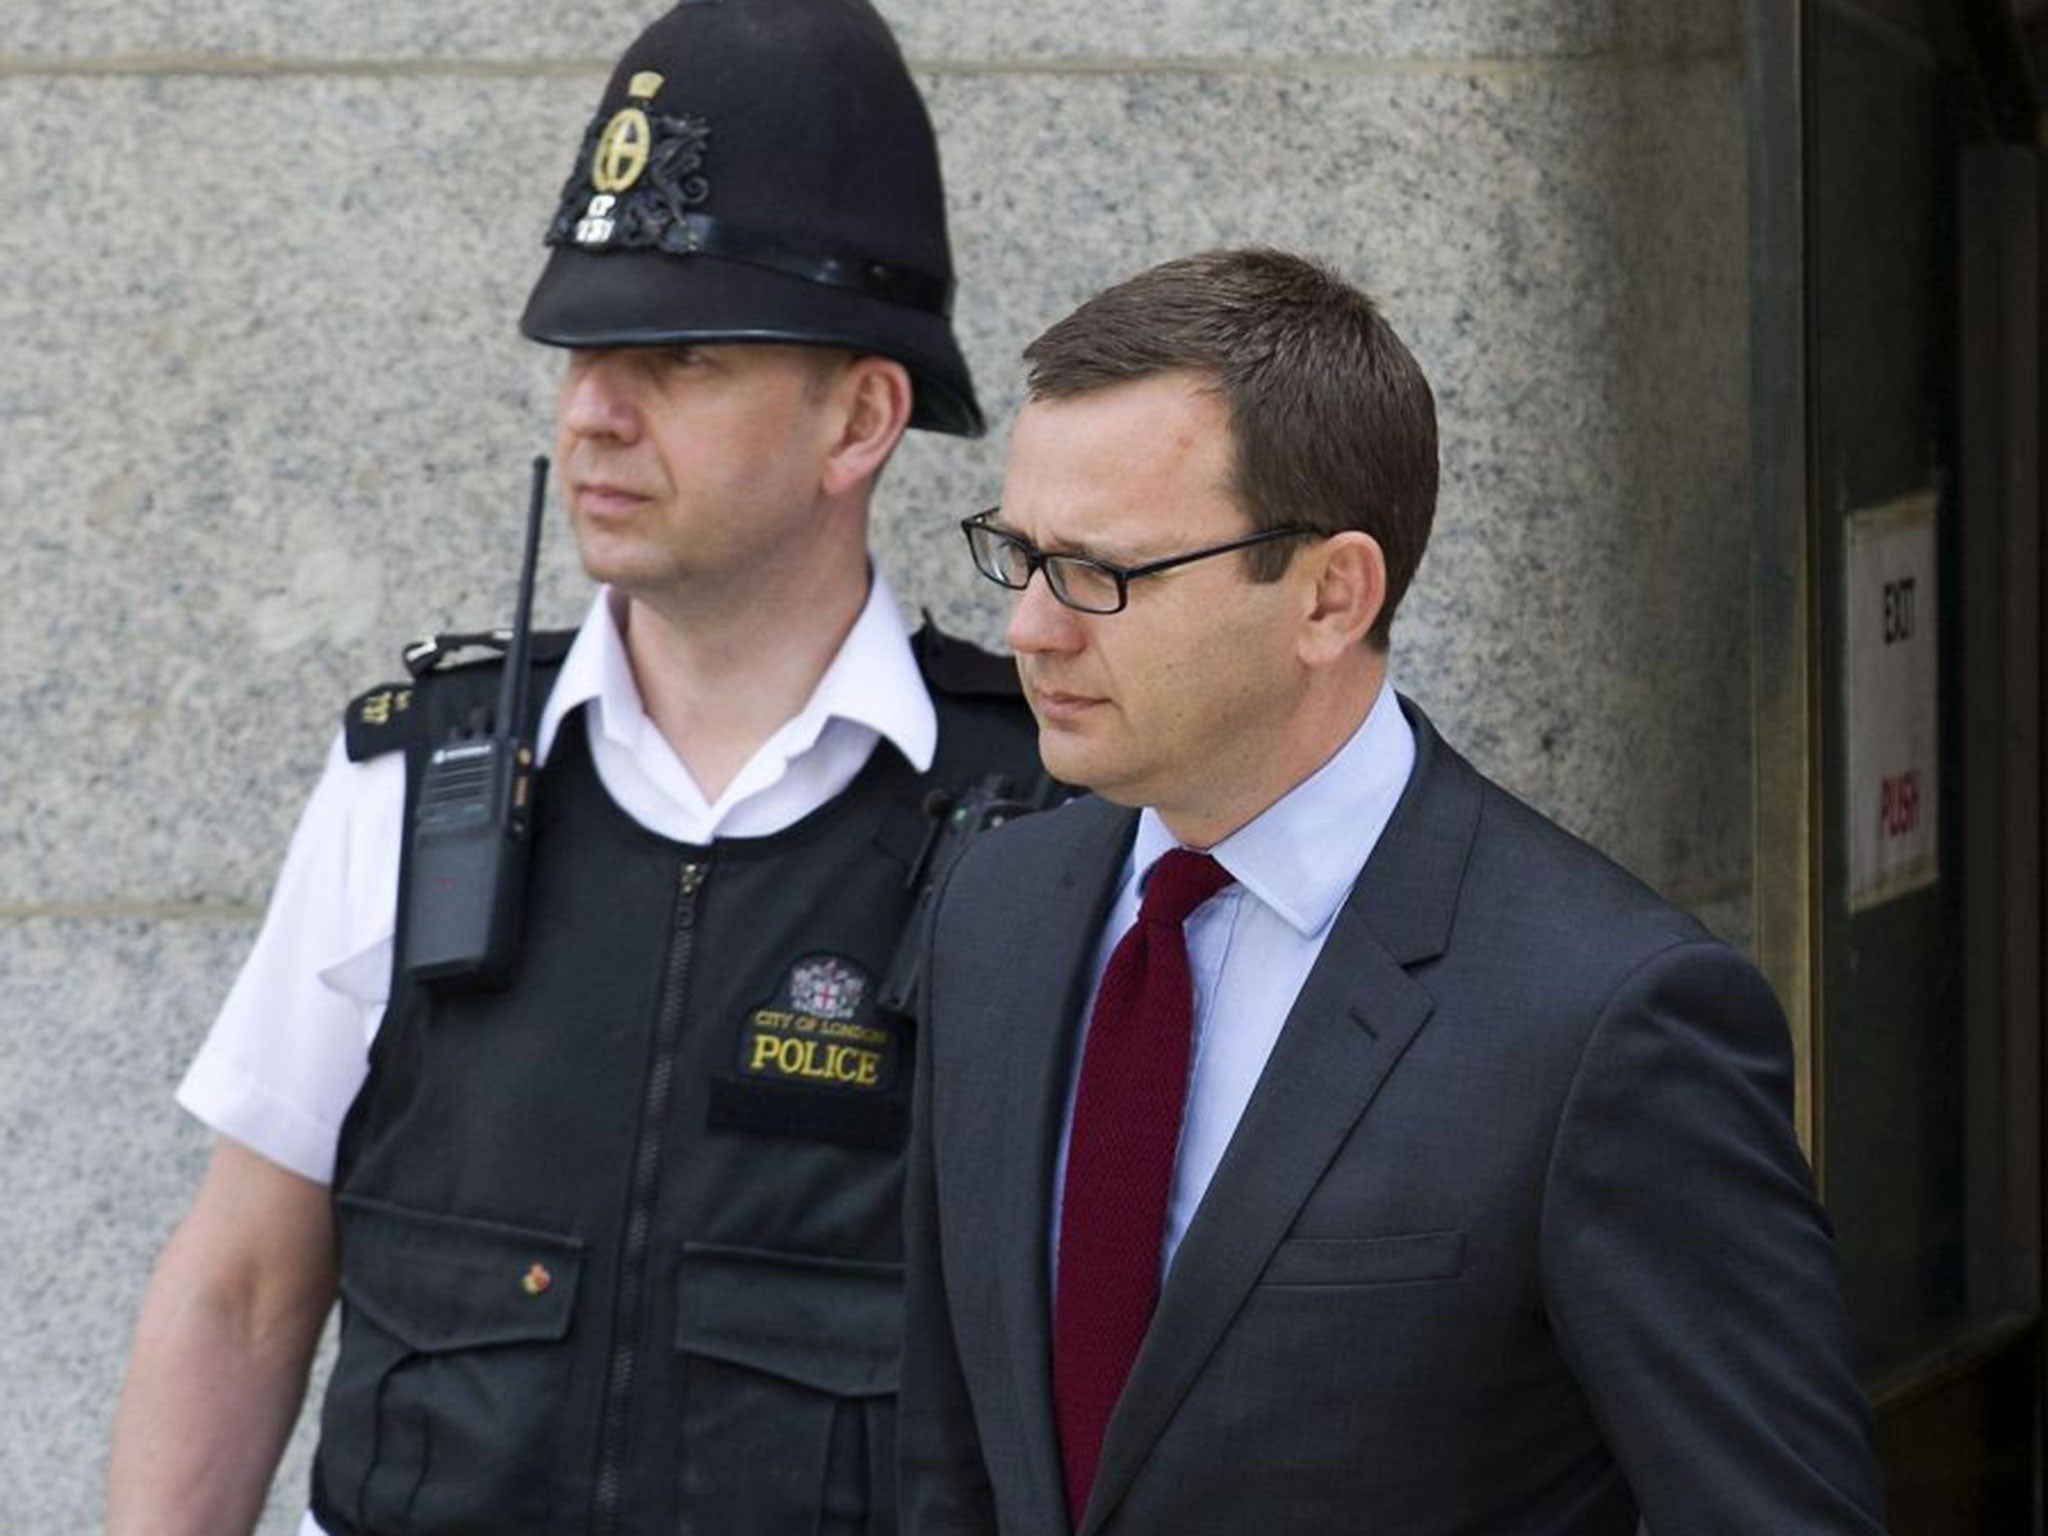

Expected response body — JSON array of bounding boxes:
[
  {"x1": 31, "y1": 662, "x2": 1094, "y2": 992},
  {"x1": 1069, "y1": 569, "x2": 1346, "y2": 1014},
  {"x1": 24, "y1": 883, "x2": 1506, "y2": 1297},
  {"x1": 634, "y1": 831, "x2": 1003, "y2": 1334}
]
[{"x1": 555, "y1": 208, "x2": 954, "y2": 319}]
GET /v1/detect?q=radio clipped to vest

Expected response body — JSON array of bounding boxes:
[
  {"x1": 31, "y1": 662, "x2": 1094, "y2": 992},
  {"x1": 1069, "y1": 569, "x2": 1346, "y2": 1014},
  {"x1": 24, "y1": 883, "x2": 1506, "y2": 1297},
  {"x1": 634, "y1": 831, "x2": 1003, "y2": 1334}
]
[
  {"x1": 403, "y1": 457, "x2": 550, "y2": 991},
  {"x1": 877, "y1": 771, "x2": 1062, "y2": 1017}
]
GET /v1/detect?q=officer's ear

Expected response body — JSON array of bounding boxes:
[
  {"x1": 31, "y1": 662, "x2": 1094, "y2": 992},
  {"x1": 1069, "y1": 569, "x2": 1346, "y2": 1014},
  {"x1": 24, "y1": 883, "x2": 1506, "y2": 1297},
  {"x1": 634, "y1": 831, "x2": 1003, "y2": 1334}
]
[{"x1": 819, "y1": 355, "x2": 914, "y2": 497}]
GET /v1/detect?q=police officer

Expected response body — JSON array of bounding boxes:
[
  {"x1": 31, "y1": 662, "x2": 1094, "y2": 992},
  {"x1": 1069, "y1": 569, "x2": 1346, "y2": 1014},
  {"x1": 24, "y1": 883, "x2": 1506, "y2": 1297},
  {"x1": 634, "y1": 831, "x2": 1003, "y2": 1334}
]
[{"x1": 106, "y1": 4, "x2": 1037, "y2": 1534}]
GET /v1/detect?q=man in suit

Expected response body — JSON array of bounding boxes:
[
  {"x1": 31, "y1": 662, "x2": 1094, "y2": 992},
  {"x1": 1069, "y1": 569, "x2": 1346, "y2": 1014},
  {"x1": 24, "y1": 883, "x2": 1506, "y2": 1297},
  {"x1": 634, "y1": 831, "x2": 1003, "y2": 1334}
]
[{"x1": 898, "y1": 248, "x2": 1886, "y2": 1536}]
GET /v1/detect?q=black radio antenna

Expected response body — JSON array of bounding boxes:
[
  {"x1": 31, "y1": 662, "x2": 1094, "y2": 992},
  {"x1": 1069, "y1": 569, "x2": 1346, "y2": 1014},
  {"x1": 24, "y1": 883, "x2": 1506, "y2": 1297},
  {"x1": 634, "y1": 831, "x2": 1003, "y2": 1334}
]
[{"x1": 496, "y1": 455, "x2": 550, "y2": 739}]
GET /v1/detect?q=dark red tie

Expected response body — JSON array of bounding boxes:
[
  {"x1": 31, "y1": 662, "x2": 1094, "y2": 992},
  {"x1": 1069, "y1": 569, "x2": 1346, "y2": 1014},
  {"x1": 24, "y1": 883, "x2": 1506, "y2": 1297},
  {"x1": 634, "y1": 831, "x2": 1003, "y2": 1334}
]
[{"x1": 1053, "y1": 847, "x2": 1235, "y2": 1525}]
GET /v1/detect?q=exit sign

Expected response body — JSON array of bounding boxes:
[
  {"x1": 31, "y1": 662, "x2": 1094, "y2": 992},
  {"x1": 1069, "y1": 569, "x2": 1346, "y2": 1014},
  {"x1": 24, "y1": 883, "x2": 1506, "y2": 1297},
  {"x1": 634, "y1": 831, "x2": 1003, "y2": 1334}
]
[{"x1": 1844, "y1": 490, "x2": 1939, "y2": 911}]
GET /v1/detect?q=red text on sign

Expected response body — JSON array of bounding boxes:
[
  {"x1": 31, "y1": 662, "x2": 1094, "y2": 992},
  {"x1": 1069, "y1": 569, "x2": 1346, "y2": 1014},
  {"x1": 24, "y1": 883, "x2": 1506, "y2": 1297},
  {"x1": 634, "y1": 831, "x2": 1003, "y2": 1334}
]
[{"x1": 1879, "y1": 770, "x2": 1921, "y2": 839}]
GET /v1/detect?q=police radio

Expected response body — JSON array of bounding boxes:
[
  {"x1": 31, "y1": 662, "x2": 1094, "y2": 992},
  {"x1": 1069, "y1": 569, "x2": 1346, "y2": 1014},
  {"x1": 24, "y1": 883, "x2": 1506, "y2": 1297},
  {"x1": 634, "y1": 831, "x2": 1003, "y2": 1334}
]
[
  {"x1": 402, "y1": 457, "x2": 550, "y2": 990},
  {"x1": 878, "y1": 772, "x2": 1061, "y2": 1017}
]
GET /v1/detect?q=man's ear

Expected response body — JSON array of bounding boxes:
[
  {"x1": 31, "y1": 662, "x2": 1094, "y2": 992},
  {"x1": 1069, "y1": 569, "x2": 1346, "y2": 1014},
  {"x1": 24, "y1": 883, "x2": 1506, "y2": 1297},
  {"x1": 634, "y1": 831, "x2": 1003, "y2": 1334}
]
[
  {"x1": 820, "y1": 356, "x2": 914, "y2": 497},
  {"x1": 1296, "y1": 531, "x2": 1386, "y2": 667}
]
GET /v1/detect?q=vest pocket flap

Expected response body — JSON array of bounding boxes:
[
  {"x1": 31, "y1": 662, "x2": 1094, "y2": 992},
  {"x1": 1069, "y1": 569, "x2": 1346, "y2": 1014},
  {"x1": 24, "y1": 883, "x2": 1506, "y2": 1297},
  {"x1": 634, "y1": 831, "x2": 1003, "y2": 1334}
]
[
  {"x1": 675, "y1": 1243, "x2": 904, "y2": 1397},
  {"x1": 335, "y1": 1194, "x2": 585, "y2": 1352},
  {"x1": 1261, "y1": 1229, "x2": 1467, "y2": 1287}
]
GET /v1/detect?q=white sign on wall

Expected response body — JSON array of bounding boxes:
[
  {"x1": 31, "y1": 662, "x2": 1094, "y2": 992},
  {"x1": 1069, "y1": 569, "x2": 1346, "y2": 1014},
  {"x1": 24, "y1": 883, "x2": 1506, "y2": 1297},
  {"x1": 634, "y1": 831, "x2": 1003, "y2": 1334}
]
[{"x1": 1844, "y1": 490, "x2": 1939, "y2": 911}]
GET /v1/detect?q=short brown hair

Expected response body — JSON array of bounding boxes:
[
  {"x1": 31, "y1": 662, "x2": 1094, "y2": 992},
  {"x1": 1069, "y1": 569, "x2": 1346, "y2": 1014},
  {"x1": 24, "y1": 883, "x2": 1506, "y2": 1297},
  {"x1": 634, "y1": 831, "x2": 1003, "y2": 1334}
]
[{"x1": 1022, "y1": 249, "x2": 1437, "y2": 649}]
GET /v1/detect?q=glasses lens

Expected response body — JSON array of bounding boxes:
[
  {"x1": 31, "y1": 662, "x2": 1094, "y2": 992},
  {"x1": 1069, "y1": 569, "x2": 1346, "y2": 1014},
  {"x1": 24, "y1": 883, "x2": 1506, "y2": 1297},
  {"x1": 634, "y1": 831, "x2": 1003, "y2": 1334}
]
[
  {"x1": 1044, "y1": 557, "x2": 1124, "y2": 614},
  {"x1": 967, "y1": 523, "x2": 1027, "y2": 588}
]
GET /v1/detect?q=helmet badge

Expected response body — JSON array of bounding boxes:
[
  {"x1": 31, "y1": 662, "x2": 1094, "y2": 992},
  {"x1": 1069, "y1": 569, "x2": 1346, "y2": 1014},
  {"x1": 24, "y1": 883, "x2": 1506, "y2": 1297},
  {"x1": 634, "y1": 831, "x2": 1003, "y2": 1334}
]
[
  {"x1": 556, "y1": 77, "x2": 712, "y2": 252},
  {"x1": 592, "y1": 71, "x2": 664, "y2": 194},
  {"x1": 576, "y1": 71, "x2": 670, "y2": 246}
]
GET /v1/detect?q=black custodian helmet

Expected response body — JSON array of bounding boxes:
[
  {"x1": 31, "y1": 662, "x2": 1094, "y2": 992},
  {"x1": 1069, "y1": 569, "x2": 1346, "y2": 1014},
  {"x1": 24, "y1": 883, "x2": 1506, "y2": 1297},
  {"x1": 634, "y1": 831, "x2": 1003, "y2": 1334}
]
[{"x1": 520, "y1": 0, "x2": 983, "y2": 436}]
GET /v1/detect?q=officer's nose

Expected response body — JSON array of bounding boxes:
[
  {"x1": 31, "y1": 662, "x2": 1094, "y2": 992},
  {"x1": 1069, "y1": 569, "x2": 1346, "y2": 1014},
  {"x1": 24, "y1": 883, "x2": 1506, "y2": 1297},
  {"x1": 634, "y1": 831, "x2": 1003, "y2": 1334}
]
[
  {"x1": 557, "y1": 350, "x2": 641, "y2": 443},
  {"x1": 1005, "y1": 568, "x2": 1086, "y2": 657}
]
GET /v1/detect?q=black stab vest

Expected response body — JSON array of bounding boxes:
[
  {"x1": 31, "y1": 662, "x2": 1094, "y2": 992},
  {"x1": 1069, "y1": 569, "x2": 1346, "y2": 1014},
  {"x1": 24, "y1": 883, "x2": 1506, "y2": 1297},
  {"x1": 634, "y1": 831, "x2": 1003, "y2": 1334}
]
[{"x1": 311, "y1": 630, "x2": 1038, "y2": 1536}]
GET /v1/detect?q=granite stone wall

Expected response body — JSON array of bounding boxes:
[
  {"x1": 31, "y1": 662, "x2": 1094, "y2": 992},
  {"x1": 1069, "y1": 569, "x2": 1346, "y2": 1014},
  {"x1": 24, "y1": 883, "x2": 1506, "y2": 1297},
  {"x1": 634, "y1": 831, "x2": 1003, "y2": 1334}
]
[{"x1": 1, "y1": 2, "x2": 1747, "y2": 1528}]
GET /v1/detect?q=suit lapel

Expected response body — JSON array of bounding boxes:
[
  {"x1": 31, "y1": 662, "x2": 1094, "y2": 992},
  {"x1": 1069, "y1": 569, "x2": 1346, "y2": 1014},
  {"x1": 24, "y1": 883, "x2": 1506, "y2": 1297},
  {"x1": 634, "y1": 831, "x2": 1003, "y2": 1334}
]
[
  {"x1": 1078, "y1": 702, "x2": 1480, "y2": 1534},
  {"x1": 988, "y1": 795, "x2": 1136, "y2": 1530}
]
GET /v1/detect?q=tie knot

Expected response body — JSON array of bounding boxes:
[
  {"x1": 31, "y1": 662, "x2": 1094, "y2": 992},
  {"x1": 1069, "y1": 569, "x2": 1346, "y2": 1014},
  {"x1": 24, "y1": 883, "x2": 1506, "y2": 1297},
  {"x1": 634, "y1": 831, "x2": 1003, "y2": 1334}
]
[{"x1": 1138, "y1": 848, "x2": 1234, "y2": 927}]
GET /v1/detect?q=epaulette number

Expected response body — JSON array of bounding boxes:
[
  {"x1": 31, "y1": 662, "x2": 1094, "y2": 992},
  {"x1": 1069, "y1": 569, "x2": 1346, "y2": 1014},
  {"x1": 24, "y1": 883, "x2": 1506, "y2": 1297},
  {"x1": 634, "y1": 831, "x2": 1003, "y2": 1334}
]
[{"x1": 357, "y1": 687, "x2": 413, "y2": 727}]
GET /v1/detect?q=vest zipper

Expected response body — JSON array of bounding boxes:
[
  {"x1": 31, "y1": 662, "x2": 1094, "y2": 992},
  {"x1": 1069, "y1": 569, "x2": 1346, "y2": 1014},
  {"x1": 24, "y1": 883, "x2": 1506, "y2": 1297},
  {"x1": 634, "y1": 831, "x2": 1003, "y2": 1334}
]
[{"x1": 592, "y1": 856, "x2": 708, "y2": 1536}]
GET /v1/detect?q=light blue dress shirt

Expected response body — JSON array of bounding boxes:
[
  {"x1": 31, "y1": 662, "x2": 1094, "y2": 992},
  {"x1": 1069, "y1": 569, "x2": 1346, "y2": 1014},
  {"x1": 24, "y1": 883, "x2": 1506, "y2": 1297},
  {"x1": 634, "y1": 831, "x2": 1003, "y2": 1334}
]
[{"x1": 1051, "y1": 680, "x2": 1417, "y2": 1286}]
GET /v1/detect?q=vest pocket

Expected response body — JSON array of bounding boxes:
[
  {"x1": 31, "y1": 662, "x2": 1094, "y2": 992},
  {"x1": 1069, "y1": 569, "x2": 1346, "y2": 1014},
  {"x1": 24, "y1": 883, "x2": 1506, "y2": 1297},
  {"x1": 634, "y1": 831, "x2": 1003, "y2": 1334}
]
[
  {"x1": 674, "y1": 1243, "x2": 904, "y2": 1536},
  {"x1": 318, "y1": 1194, "x2": 585, "y2": 1534}
]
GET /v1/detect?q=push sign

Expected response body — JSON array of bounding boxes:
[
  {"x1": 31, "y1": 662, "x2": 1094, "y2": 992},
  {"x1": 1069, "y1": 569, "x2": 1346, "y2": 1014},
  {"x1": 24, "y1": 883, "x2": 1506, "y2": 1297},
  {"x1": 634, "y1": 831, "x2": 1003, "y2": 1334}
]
[{"x1": 1844, "y1": 491, "x2": 1939, "y2": 911}]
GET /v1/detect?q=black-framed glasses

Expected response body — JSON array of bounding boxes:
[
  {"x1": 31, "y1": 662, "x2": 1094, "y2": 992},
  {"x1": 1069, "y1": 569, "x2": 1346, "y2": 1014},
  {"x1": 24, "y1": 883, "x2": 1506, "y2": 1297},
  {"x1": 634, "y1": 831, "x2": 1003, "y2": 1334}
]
[{"x1": 960, "y1": 508, "x2": 1316, "y2": 615}]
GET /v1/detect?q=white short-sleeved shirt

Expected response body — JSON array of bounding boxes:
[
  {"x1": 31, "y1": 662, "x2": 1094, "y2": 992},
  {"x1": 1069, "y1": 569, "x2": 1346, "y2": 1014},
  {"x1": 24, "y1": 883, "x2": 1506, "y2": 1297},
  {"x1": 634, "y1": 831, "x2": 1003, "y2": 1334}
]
[{"x1": 178, "y1": 576, "x2": 938, "y2": 1184}]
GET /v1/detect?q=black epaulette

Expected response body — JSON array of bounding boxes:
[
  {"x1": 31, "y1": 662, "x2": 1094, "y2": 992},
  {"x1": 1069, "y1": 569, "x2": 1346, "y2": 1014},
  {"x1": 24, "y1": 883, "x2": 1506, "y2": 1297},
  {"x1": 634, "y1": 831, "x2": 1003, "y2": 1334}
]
[
  {"x1": 342, "y1": 628, "x2": 577, "y2": 763},
  {"x1": 910, "y1": 614, "x2": 1024, "y2": 699},
  {"x1": 344, "y1": 680, "x2": 422, "y2": 762}
]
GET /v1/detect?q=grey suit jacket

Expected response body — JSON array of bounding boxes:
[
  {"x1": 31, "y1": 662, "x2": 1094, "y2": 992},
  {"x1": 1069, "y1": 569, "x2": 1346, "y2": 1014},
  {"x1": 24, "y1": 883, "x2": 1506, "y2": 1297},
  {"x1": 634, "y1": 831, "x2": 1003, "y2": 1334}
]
[{"x1": 900, "y1": 700, "x2": 1885, "y2": 1536}]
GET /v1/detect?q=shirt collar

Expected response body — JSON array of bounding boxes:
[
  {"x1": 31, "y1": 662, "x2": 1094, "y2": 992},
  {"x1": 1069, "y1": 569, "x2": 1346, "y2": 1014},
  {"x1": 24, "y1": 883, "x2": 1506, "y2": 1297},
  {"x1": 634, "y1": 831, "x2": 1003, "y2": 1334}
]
[
  {"x1": 534, "y1": 574, "x2": 937, "y2": 774},
  {"x1": 783, "y1": 565, "x2": 938, "y2": 773},
  {"x1": 1129, "y1": 678, "x2": 1415, "y2": 938}
]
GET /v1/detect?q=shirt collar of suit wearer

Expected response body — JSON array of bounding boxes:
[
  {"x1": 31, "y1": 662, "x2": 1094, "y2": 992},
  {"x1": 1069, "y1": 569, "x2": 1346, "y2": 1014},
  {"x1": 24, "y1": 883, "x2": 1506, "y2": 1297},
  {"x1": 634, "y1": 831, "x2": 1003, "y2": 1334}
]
[
  {"x1": 533, "y1": 573, "x2": 940, "y2": 778},
  {"x1": 1127, "y1": 677, "x2": 1416, "y2": 938}
]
